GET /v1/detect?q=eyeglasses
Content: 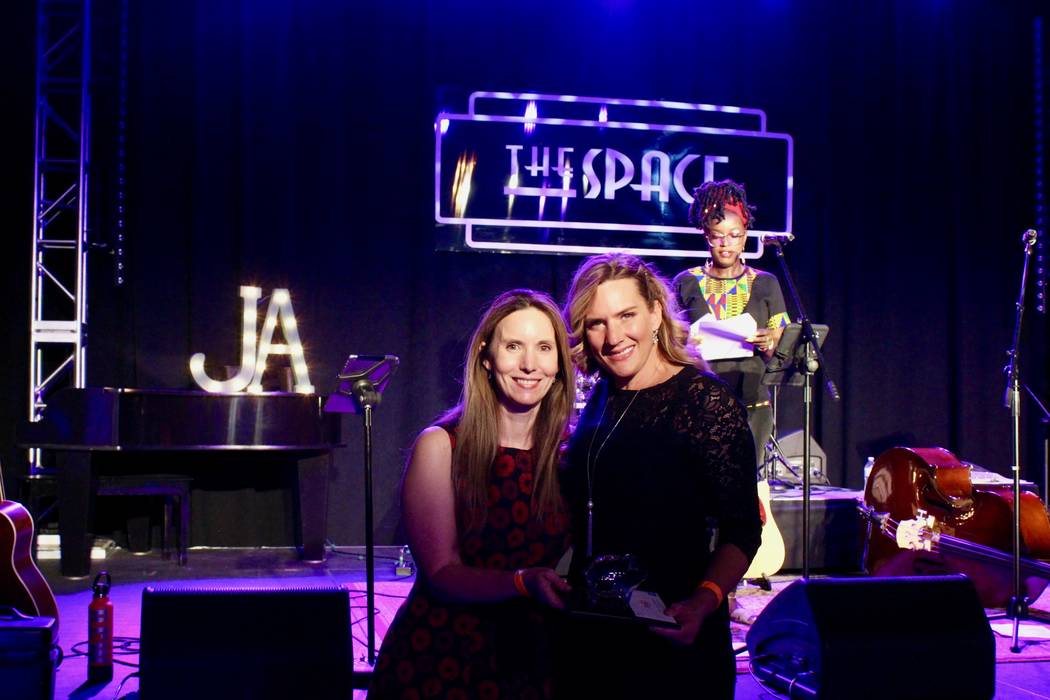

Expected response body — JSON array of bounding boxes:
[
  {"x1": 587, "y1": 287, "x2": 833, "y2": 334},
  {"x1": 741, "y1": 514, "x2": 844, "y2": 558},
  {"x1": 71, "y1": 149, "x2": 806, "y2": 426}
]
[{"x1": 705, "y1": 231, "x2": 747, "y2": 245}]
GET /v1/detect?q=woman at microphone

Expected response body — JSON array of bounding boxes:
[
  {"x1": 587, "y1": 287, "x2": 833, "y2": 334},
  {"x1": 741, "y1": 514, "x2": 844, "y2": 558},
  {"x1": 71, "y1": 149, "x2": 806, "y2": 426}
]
[{"x1": 672, "y1": 179, "x2": 789, "y2": 469}]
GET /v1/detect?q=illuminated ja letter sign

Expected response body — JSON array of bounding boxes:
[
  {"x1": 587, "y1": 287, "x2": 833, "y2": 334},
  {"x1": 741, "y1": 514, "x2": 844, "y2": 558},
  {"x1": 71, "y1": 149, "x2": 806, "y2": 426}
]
[{"x1": 189, "y1": 286, "x2": 314, "y2": 394}]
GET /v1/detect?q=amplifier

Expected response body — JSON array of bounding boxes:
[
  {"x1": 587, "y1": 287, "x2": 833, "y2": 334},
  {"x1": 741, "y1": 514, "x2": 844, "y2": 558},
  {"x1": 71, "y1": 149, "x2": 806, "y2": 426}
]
[{"x1": 0, "y1": 609, "x2": 58, "y2": 700}]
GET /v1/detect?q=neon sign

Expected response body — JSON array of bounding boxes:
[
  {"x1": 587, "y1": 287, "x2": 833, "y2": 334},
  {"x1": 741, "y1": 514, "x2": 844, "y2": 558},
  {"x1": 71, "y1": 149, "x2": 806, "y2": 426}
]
[
  {"x1": 435, "y1": 92, "x2": 794, "y2": 258},
  {"x1": 189, "y1": 286, "x2": 314, "y2": 394}
]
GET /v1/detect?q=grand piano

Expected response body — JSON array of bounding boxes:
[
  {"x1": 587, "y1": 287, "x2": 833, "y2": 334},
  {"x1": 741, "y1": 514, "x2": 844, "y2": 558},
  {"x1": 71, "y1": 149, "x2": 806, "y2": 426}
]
[{"x1": 18, "y1": 388, "x2": 342, "y2": 577}]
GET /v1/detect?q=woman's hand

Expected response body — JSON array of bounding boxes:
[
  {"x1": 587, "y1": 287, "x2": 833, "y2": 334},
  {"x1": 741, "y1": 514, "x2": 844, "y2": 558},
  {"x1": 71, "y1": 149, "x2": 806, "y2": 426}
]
[
  {"x1": 649, "y1": 588, "x2": 720, "y2": 645},
  {"x1": 403, "y1": 429, "x2": 574, "y2": 607},
  {"x1": 749, "y1": 326, "x2": 785, "y2": 360},
  {"x1": 519, "y1": 567, "x2": 571, "y2": 609}
]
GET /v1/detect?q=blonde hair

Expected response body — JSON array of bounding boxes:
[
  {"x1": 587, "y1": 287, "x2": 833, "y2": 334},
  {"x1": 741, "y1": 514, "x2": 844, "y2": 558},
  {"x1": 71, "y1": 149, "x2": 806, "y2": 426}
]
[
  {"x1": 440, "y1": 289, "x2": 574, "y2": 530},
  {"x1": 564, "y1": 253, "x2": 705, "y2": 376}
]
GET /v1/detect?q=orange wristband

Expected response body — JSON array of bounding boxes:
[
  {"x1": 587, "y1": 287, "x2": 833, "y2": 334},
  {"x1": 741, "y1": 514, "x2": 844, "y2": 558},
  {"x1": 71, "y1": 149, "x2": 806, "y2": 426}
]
[
  {"x1": 513, "y1": 569, "x2": 530, "y2": 598},
  {"x1": 697, "y1": 580, "x2": 724, "y2": 607}
]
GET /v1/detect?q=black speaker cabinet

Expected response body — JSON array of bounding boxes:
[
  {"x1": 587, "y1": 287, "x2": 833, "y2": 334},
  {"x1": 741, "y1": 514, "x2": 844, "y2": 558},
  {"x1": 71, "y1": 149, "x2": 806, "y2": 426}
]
[
  {"x1": 140, "y1": 585, "x2": 352, "y2": 699},
  {"x1": 0, "y1": 611, "x2": 58, "y2": 700},
  {"x1": 746, "y1": 575, "x2": 994, "y2": 699}
]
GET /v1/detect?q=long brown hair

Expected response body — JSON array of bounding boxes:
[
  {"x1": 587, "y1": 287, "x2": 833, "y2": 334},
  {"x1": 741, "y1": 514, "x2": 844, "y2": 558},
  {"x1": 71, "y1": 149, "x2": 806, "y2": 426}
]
[
  {"x1": 440, "y1": 289, "x2": 574, "y2": 530},
  {"x1": 564, "y1": 253, "x2": 704, "y2": 376}
]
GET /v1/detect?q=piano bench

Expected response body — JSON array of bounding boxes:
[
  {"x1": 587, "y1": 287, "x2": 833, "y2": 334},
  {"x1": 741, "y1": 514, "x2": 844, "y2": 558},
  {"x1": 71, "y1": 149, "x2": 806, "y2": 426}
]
[{"x1": 96, "y1": 475, "x2": 191, "y2": 566}]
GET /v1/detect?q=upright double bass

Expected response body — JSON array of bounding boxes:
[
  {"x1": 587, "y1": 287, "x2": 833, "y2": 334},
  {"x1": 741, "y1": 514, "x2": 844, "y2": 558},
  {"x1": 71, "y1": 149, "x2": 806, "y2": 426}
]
[{"x1": 862, "y1": 446, "x2": 1050, "y2": 608}]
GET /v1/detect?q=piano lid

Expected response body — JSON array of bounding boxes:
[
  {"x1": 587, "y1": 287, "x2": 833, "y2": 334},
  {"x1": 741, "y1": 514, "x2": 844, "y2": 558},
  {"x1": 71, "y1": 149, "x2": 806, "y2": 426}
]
[{"x1": 18, "y1": 388, "x2": 342, "y2": 451}]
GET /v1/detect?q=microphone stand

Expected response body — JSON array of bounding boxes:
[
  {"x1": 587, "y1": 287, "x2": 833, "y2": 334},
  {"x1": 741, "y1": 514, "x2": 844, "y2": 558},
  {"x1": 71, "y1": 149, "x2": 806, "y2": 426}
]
[
  {"x1": 765, "y1": 237, "x2": 840, "y2": 580},
  {"x1": 1003, "y1": 230, "x2": 1039, "y2": 653},
  {"x1": 763, "y1": 386, "x2": 802, "y2": 487}
]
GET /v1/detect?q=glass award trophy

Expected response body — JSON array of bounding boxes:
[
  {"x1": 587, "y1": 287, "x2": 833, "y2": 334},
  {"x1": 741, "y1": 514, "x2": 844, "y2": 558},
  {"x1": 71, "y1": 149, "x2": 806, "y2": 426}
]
[{"x1": 569, "y1": 554, "x2": 679, "y2": 628}]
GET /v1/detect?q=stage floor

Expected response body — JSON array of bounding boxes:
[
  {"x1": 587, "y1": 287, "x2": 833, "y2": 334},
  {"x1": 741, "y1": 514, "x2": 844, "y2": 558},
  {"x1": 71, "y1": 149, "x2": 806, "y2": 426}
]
[{"x1": 37, "y1": 546, "x2": 1050, "y2": 699}]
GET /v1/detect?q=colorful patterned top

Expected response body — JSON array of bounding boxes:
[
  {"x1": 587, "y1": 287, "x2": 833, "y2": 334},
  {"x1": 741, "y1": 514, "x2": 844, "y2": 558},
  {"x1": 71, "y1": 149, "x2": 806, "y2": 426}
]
[
  {"x1": 673, "y1": 264, "x2": 789, "y2": 407},
  {"x1": 368, "y1": 426, "x2": 571, "y2": 700},
  {"x1": 684, "y1": 265, "x2": 789, "y2": 328}
]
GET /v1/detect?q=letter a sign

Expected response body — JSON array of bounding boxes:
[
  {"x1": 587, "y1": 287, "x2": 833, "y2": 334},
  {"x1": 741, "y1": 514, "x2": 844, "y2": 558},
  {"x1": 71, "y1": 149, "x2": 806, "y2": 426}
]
[{"x1": 189, "y1": 286, "x2": 314, "y2": 394}]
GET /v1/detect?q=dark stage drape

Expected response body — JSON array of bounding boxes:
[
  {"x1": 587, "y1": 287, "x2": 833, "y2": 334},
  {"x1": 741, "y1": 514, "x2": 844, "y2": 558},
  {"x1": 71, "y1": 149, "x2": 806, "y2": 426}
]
[{"x1": 3, "y1": 0, "x2": 1048, "y2": 547}]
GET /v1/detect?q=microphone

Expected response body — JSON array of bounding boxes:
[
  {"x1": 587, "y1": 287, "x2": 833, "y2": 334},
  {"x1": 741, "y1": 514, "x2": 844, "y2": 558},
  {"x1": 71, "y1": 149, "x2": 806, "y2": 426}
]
[
  {"x1": 1022, "y1": 228, "x2": 1038, "y2": 245},
  {"x1": 761, "y1": 232, "x2": 795, "y2": 245}
]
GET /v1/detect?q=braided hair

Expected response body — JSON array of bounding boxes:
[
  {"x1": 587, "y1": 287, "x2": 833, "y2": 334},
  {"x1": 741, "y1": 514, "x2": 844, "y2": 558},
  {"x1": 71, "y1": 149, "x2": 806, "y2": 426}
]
[{"x1": 687, "y1": 179, "x2": 756, "y2": 232}]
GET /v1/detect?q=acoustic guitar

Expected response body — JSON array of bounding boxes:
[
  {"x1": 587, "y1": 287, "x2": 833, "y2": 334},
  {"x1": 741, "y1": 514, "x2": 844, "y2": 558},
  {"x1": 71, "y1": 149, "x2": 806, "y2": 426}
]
[
  {"x1": 0, "y1": 461, "x2": 60, "y2": 637},
  {"x1": 743, "y1": 480, "x2": 785, "y2": 580}
]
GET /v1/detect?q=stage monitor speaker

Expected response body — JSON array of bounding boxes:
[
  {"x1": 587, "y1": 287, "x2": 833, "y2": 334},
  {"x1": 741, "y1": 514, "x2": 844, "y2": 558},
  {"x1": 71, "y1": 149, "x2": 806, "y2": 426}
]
[
  {"x1": 777, "y1": 429, "x2": 828, "y2": 485},
  {"x1": 746, "y1": 575, "x2": 994, "y2": 699},
  {"x1": 140, "y1": 584, "x2": 352, "y2": 700}
]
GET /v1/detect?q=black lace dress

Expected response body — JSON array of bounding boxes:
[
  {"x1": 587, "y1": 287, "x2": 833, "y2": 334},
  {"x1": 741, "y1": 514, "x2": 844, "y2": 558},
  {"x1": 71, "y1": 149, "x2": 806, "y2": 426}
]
[
  {"x1": 369, "y1": 428, "x2": 571, "y2": 700},
  {"x1": 556, "y1": 365, "x2": 761, "y2": 699}
]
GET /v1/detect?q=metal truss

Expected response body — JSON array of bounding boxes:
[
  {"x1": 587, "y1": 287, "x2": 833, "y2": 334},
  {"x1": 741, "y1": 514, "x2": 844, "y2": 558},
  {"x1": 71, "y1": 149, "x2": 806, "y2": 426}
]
[{"x1": 28, "y1": 0, "x2": 92, "y2": 466}]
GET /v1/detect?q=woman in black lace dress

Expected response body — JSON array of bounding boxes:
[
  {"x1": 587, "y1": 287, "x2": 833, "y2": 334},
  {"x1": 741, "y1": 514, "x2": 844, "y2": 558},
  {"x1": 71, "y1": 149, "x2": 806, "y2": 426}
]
[
  {"x1": 557, "y1": 254, "x2": 762, "y2": 699},
  {"x1": 369, "y1": 289, "x2": 574, "y2": 700}
]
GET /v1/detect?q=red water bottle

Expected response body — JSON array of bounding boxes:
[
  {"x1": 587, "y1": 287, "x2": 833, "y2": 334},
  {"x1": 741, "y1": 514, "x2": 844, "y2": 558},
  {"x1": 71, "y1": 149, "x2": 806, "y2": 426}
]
[{"x1": 88, "y1": 571, "x2": 113, "y2": 683}]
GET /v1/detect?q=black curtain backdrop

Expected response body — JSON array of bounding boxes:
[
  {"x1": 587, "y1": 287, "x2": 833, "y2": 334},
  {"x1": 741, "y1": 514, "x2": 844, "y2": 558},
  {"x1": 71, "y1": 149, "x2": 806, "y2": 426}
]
[{"x1": 3, "y1": 0, "x2": 1048, "y2": 547}]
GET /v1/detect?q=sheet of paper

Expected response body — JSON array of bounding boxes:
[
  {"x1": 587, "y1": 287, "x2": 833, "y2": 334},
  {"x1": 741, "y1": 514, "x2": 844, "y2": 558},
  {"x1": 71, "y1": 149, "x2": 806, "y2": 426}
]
[{"x1": 691, "y1": 313, "x2": 758, "y2": 361}]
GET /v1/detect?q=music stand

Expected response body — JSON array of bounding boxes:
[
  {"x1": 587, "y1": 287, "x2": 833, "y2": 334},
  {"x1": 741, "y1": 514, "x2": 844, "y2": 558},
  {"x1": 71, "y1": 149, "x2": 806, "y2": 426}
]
[
  {"x1": 761, "y1": 322, "x2": 830, "y2": 579},
  {"x1": 325, "y1": 354, "x2": 399, "y2": 665}
]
